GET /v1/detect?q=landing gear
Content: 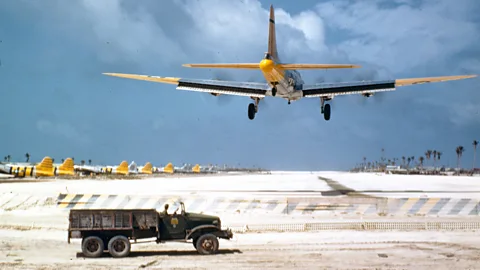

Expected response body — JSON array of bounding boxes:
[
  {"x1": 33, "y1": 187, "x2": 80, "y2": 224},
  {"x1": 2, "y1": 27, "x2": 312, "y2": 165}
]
[
  {"x1": 248, "y1": 98, "x2": 260, "y2": 120},
  {"x1": 272, "y1": 87, "x2": 277, "y2": 97},
  {"x1": 320, "y1": 97, "x2": 331, "y2": 121}
]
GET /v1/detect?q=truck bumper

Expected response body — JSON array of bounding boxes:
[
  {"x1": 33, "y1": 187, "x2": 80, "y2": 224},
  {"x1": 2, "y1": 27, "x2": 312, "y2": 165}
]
[{"x1": 217, "y1": 228, "x2": 233, "y2": 239}]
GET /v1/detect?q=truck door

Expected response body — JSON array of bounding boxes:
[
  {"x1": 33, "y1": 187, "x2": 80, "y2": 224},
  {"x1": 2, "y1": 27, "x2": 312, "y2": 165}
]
[{"x1": 162, "y1": 214, "x2": 187, "y2": 239}]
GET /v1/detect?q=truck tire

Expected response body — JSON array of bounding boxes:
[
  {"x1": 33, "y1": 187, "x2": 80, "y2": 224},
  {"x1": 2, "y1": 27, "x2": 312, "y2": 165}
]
[
  {"x1": 82, "y1": 236, "x2": 104, "y2": 258},
  {"x1": 108, "y1": 235, "x2": 131, "y2": 258},
  {"x1": 195, "y1": 234, "x2": 219, "y2": 255}
]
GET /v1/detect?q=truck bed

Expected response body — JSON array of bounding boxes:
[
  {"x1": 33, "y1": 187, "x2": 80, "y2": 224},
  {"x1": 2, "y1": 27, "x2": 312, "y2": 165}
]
[{"x1": 68, "y1": 209, "x2": 160, "y2": 242}]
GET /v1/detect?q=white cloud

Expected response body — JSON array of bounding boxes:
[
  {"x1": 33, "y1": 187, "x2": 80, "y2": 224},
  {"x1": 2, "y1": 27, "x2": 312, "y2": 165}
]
[{"x1": 314, "y1": 0, "x2": 479, "y2": 74}]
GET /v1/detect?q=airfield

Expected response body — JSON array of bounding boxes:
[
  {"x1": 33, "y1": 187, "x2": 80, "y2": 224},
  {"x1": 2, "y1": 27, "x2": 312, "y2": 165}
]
[{"x1": 1, "y1": 170, "x2": 480, "y2": 269}]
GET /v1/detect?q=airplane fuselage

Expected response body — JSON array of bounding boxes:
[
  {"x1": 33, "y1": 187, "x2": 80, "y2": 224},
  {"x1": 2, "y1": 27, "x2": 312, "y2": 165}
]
[{"x1": 259, "y1": 58, "x2": 305, "y2": 102}]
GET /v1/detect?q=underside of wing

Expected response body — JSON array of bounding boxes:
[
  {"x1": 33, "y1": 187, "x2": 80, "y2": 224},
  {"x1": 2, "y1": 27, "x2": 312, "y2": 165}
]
[
  {"x1": 302, "y1": 74, "x2": 477, "y2": 98},
  {"x1": 395, "y1": 75, "x2": 477, "y2": 86},
  {"x1": 177, "y1": 78, "x2": 269, "y2": 98},
  {"x1": 102, "y1": 72, "x2": 269, "y2": 98},
  {"x1": 278, "y1": 64, "x2": 361, "y2": 70},
  {"x1": 182, "y1": 63, "x2": 260, "y2": 69},
  {"x1": 302, "y1": 80, "x2": 396, "y2": 98}
]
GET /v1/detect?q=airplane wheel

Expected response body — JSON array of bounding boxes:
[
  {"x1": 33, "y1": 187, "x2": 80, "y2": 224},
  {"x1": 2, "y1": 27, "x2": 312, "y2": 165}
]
[
  {"x1": 248, "y1": 103, "x2": 256, "y2": 120},
  {"x1": 324, "y1": 104, "x2": 331, "y2": 121},
  {"x1": 272, "y1": 87, "x2": 277, "y2": 97}
]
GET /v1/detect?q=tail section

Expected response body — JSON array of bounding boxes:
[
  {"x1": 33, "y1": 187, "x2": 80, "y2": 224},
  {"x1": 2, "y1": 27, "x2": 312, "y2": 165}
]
[
  {"x1": 141, "y1": 162, "x2": 153, "y2": 174},
  {"x1": 192, "y1": 164, "x2": 200, "y2": 173},
  {"x1": 116, "y1": 161, "x2": 129, "y2": 175},
  {"x1": 268, "y1": 5, "x2": 278, "y2": 61},
  {"x1": 163, "y1": 162, "x2": 174, "y2": 174},
  {"x1": 56, "y1": 157, "x2": 75, "y2": 176},
  {"x1": 35, "y1": 156, "x2": 54, "y2": 177}
]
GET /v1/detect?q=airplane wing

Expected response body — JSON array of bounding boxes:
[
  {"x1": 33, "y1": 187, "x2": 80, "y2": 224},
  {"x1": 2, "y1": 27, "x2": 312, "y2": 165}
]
[
  {"x1": 103, "y1": 73, "x2": 270, "y2": 98},
  {"x1": 302, "y1": 75, "x2": 477, "y2": 98}
]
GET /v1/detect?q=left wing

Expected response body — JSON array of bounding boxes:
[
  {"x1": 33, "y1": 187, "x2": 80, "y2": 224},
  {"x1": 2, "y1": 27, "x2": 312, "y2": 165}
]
[
  {"x1": 103, "y1": 73, "x2": 270, "y2": 98},
  {"x1": 302, "y1": 75, "x2": 477, "y2": 98}
]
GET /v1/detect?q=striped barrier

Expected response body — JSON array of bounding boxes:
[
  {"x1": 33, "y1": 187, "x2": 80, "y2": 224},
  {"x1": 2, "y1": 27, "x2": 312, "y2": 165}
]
[{"x1": 54, "y1": 194, "x2": 480, "y2": 217}]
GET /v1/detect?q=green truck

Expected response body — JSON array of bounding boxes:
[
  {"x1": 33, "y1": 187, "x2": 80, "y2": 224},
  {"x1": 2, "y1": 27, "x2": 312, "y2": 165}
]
[{"x1": 68, "y1": 202, "x2": 233, "y2": 258}]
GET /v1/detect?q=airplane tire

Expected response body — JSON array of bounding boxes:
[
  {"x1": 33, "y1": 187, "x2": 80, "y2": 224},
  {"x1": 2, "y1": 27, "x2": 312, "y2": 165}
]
[
  {"x1": 248, "y1": 103, "x2": 256, "y2": 120},
  {"x1": 272, "y1": 87, "x2": 277, "y2": 97},
  {"x1": 324, "y1": 104, "x2": 331, "y2": 121}
]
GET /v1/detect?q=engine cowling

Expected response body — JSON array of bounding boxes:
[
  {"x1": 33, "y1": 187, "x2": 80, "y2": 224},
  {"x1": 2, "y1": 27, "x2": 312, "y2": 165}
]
[{"x1": 362, "y1": 93, "x2": 374, "y2": 97}]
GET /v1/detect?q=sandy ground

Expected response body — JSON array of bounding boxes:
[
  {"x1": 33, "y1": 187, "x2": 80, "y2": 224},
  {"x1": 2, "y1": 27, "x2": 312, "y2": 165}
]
[{"x1": 0, "y1": 229, "x2": 479, "y2": 269}]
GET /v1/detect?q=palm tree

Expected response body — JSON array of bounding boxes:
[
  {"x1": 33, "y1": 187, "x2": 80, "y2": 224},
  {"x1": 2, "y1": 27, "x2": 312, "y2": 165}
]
[
  {"x1": 402, "y1": 156, "x2": 406, "y2": 167},
  {"x1": 61, "y1": 159, "x2": 65, "y2": 163},
  {"x1": 473, "y1": 140, "x2": 478, "y2": 169},
  {"x1": 88, "y1": 159, "x2": 92, "y2": 165},
  {"x1": 6, "y1": 155, "x2": 11, "y2": 162},
  {"x1": 25, "y1": 153, "x2": 30, "y2": 163},
  {"x1": 419, "y1": 156, "x2": 425, "y2": 168},
  {"x1": 81, "y1": 160, "x2": 86, "y2": 166},
  {"x1": 437, "y1": 152, "x2": 442, "y2": 166},
  {"x1": 456, "y1": 146, "x2": 465, "y2": 170},
  {"x1": 433, "y1": 150, "x2": 437, "y2": 167},
  {"x1": 3, "y1": 156, "x2": 6, "y2": 162},
  {"x1": 426, "y1": 150, "x2": 432, "y2": 166}
]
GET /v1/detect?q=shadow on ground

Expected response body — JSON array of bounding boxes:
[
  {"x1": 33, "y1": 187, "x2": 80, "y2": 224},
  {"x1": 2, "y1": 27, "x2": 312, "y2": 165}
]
[{"x1": 76, "y1": 249, "x2": 243, "y2": 258}]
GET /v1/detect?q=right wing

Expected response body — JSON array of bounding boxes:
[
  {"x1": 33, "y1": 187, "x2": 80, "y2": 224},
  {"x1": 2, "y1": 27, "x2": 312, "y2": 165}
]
[
  {"x1": 302, "y1": 75, "x2": 477, "y2": 98},
  {"x1": 103, "y1": 73, "x2": 270, "y2": 98}
]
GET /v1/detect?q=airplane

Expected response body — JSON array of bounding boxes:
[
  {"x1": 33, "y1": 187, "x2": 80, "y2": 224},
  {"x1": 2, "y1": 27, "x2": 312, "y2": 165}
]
[
  {"x1": 0, "y1": 156, "x2": 55, "y2": 177},
  {"x1": 102, "y1": 5, "x2": 477, "y2": 121},
  {"x1": 100, "y1": 161, "x2": 129, "y2": 175}
]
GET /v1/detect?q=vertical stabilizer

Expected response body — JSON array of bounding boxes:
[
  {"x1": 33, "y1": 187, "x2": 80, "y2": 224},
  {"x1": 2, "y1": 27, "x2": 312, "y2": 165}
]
[
  {"x1": 164, "y1": 162, "x2": 174, "y2": 174},
  {"x1": 116, "y1": 161, "x2": 129, "y2": 175},
  {"x1": 192, "y1": 164, "x2": 200, "y2": 173},
  {"x1": 142, "y1": 162, "x2": 153, "y2": 174},
  {"x1": 35, "y1": 156, "x2": 54, "y2": 177},
  {"x1": 268, "y1": 5, "x2": 278, "y2": 61},
  {"x1": 57, "y1": 158, "x2": 75, "y2": 176}
]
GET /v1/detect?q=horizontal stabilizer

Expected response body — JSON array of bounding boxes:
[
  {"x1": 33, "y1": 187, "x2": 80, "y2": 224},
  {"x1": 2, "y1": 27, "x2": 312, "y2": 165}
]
[
  {"x1": 395, "y1": 75, "x2": 477, "y2": 87},
  {"x1": 278, "y1": 64, "x2": 361, "y2": 70},
  {"x1": 182, "y1": 63, "x2": 260, "y2": 69}
]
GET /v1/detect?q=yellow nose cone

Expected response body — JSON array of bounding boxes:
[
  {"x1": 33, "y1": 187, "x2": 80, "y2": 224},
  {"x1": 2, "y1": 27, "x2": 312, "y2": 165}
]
[{"x1": 259, "y1": 59, "x2": 274, "y2": 72}]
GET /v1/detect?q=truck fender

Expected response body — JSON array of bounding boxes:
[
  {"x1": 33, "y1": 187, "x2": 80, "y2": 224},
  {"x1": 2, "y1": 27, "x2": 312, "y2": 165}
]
[{"x1": 185, "y1": 225, "x2": 219, "y2": 240}]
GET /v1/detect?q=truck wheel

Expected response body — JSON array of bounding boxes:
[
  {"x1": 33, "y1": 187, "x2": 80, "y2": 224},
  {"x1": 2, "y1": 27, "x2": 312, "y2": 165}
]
[
  {"x1": 82, "y1": 236, "x2": 104, "y2": 258},
  {"x1": 108, "y1": 235, "x2": 131, "y2": 258},
  {"x1": 195, "y1": 234, "x2": 219, "y2": 255}
]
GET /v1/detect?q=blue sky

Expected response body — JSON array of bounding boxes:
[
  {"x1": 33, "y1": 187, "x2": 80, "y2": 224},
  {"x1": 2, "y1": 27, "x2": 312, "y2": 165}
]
[{"x1": 0, "y1": 0, "x2": 479, "y2": 170}]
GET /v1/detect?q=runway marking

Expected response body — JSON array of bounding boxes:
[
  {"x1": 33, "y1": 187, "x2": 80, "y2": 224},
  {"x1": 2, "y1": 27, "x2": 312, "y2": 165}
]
[
  {"x1": 427, "y1": 198, "x2": 451, "y2": 215},
  {"x1": 469, "y1": 202, "x2": 480, "y2": 215},
  {"x1": 448, "y1": 199, "x2": 471, "y2": 215},
  {"x1": 417, "y1": 198, "x2": 440, "y2": 215},
  {"x1": 407, "y1": 198, "x2": 428, "y2": 215}
]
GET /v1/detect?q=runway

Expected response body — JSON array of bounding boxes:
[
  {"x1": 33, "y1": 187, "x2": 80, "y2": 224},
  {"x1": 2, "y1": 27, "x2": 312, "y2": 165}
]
[{"x1": 1, "y1": 171, "x2": 480, "y2": 269}]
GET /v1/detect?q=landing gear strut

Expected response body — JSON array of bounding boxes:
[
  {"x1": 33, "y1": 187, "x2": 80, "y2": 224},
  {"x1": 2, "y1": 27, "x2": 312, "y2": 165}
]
[
  {"x1": 248, "y1": 98, "x2": 260, "y2": 120},
  {"x1": 320, "y1": 97, "x2": 331, "y2": 121}
]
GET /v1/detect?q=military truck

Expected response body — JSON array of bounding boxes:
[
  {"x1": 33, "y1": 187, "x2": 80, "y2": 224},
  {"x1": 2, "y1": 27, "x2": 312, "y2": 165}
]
[{"x1": 67, "y1": 202, "x2": 233, "y2": 258}]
